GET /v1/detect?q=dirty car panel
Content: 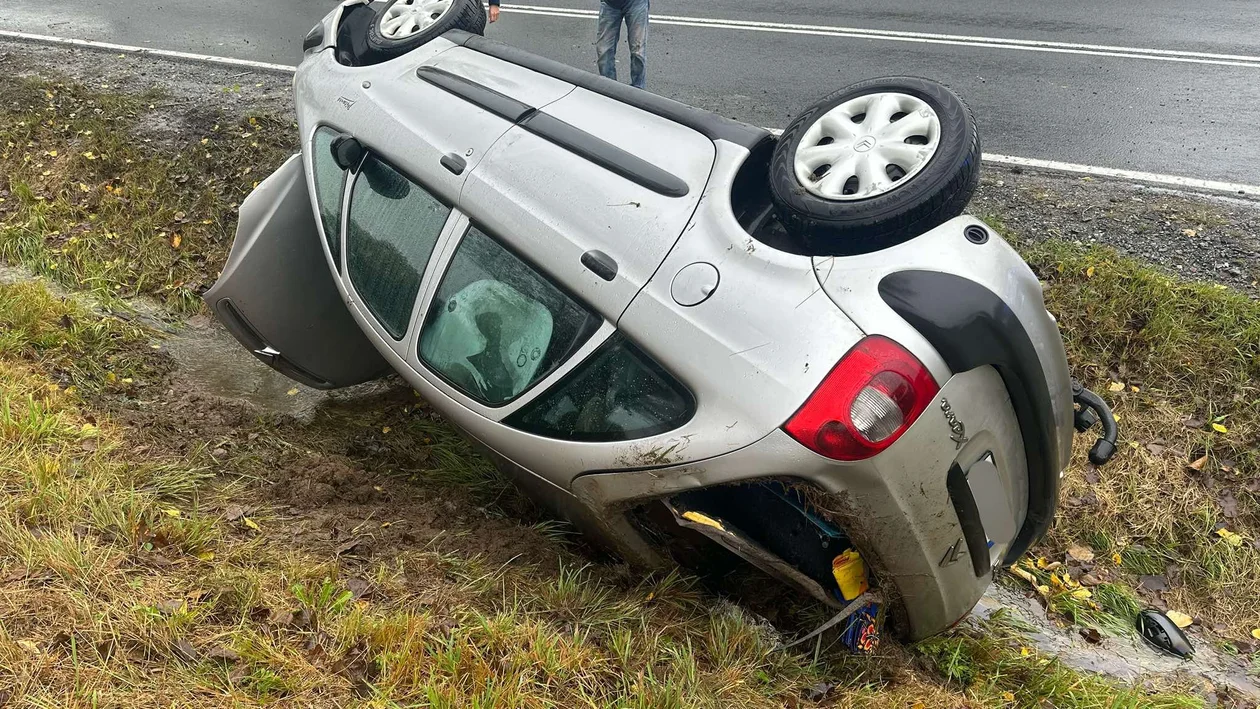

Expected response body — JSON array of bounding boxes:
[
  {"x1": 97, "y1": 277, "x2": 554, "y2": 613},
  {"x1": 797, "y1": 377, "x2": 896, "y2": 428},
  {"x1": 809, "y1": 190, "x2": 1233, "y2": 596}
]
[{"x1": 203, "y1": 155, "x2": 391, "y2": 389}]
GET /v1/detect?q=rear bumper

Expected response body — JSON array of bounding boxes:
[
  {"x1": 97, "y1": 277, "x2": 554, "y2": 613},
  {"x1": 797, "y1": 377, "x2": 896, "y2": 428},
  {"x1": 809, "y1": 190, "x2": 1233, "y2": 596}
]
[{"x1": 572, "y1": 365, "x2": 1027, "y2": 641}]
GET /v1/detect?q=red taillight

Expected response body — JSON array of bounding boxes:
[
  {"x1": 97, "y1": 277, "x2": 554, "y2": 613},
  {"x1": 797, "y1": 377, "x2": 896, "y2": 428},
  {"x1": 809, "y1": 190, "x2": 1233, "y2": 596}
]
[{"x1": 785, "y1": 336, "x2": 939, "y2": 461}]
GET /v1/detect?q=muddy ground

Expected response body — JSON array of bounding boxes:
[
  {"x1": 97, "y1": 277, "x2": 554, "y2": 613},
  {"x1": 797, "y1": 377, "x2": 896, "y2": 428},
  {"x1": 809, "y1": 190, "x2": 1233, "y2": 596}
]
[{"x1": 4, "y1": 36, "x2": 1260, "y2": 704}]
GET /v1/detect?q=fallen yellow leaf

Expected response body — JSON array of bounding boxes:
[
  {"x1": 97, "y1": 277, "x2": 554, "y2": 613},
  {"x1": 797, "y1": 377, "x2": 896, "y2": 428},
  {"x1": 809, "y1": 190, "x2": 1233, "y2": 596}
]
[
  {"x1": 1212, "y1": 423, "x2": 1228, "y2": 433},
  {"x1": 1112, "y1": 552, "x2": 1123, "y2": 565},
  {"x1": 1010, "y1": 566, "x2": 1038, "y2": 584},
  {"x1": 1251, "y1": 629, "x2": 1260, "y2": 641},
  {"x1": 1036, "y1": 584, "x2": 1050, "y2": 597},
  {"x1": 163, "y1": 508, "x2": 180, "y2": 518},
  {"x1": 1020, "y1": 646, "x2": 1031, "y2": 657},
  {"x1": 1130, "y1": 385, "x2": 1140, "y2": 393},
  {"x1": 1181, "y1": 228, "x2": 1197, "y2": 237},
  {"x1": 1085, "y1": 266, "x2": 1095, "y2": 278},
  {"x1": 1107, "y1": 381, "x2": 1124, "y2": 392},
  {"x1": 1071, "y1": 588, "x2": 1092, "y2": 599},
  {"x1": 48, "y1": 150, "x2": 57, "y2": 157},
  {"x1": 1216, "y1": 528, "x2": 1244, "y2": 546},
  {"x1": 1003, "y1": 692, "x2": 1015, "y2": 702},
  {"x1": 381, "y1": 426, "x2": 391, "y2": 434},
  {"x1": 78, "y1": 182, "x2": 90, "y2": 193},
  {"x1": 1165, "y1": 610, "x2": 1193, "y2": 628},
  {"x1": 286, "y1": 387, "x2": 299, "y2": 396},
  {"x1": 171, "y1": 233, "x2": 182, "y2": 249},
  {"x1": 242, "y1": 517, "x2": 260, "y2": 531},
  {"x1": 196, "y1": 551, "x2": 215, "y2": 562}
]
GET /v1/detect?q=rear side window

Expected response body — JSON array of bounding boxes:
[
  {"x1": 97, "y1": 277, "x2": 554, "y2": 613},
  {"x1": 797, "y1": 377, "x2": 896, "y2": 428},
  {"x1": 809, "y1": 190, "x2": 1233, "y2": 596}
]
[
  {"x1": 346, "y1": 155, "x2": 452, "y2": 339},
  {"x1": 505, "y1": 334, "x2": 695, "y2": 442},
  {"x1": 418, "y1": 226, "x2": 601, "y2": 406},
  {"x1": 310, "y1": 128, "x2": 346, "y2": 264}
]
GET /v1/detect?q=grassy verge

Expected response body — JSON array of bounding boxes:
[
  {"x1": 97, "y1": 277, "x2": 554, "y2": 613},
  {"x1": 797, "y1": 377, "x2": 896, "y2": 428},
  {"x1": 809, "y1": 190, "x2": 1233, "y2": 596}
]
[
  {"x1": 1016, "y1": 237, "x2": 1260, "y2": 641},
  {"x1": 1, "y1": 276, "x2": 1135, "y2": 709},
  {"x1": 0, "y1": 69, "x2": 1228, "y2": 706},
  {"x1": 0, "y1": 75, "x2": 291, "y2": 312}
]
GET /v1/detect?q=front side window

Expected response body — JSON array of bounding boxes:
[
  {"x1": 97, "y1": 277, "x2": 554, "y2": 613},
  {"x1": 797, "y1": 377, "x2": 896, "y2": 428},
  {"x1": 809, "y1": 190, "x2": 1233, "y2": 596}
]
[
  {"x1": 346, "y1": 155, "x2": 451, "y2": 339},
  {"x1": 418, "y1": 226, "x2": 601, "y2": 406},
  {"x1": 505, "y1": 334, "x2": 695, "y2": 442},
  {"x1": 310, "y1": 128, "x2": 346, "y2": 264}
]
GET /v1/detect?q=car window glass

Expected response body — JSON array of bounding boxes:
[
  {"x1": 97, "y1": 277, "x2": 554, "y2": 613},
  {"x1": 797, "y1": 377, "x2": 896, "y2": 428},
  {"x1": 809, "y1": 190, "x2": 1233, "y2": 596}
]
[
  {"x1": 311, "y1": 128, "x2": 346, "y2": 265},
  {"x1": 504, "y1": 334, "x2": 695, "y2": 441},
  {"x1": 418, "y1": 226, "x2": 601, "y2": 406},
  {"x1": 346, "y1": 155, "x2": 451, "y2": 340}
]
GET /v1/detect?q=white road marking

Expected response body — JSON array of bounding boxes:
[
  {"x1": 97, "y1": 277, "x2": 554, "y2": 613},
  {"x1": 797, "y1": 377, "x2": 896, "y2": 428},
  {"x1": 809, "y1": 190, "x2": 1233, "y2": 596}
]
[
  {"x1": 981, "y1": 154, "x2": 1260, "y2": 197},
  {"x1": 504, "y1": 4, "x2": 1260, "y2": 69},
  {"x1": 1, "y1": 29, "x2": 1258, "y2": 197},
  {"x1": 0, "y1": 29, "x2": 298, "y2": 73}
]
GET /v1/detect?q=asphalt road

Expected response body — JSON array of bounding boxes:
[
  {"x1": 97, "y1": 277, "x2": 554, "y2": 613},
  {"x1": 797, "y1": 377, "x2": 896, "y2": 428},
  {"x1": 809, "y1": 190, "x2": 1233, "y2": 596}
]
[{"x1": 5, "y1": 0, "x2": 1260, "y2": 185}]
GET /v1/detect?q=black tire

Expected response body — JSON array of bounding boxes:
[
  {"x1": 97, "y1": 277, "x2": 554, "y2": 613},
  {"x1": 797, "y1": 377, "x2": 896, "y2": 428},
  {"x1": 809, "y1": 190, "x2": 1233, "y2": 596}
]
[
  {"x1": 364, "y1": 0, "x2": 487, "y2": 60},
  {"x1": 768, "y1": 77, "x2": 981, "y2": 256}
]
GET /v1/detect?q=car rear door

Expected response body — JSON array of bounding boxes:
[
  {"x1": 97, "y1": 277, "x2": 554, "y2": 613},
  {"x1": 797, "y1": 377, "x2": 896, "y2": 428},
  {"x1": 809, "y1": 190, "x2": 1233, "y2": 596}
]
[{"x1": 460, "y1": 86, "x2": 717, "y2": 321}]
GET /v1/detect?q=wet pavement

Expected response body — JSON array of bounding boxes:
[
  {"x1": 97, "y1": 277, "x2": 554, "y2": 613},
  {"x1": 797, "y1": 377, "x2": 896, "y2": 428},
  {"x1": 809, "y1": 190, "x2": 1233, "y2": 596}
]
[{"x1": 3, "y1": 0, "x2": 1260, "y2": 185}]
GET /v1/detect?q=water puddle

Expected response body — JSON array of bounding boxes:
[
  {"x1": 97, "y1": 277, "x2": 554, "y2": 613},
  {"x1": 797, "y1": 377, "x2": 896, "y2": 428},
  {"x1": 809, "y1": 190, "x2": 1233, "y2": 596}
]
[
  {"x1": 162, "y1": 315, "x2": 392, "y2": 423},
  {"x1": 976, "y1": 584, "x2": 1259, "y2": 700}
]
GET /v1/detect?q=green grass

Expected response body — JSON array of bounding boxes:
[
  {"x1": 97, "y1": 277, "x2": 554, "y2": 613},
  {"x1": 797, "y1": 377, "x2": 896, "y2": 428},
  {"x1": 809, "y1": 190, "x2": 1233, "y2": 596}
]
[
  {"x1": 918, "y1": 611, "x2": 1200, "y2": 709},
  {"x1": 0, "y1": 254, "x2": 1201, "y2": 708},
  {"x1": 1012, "y1": 238, "x2": 1260, "y2": 638},
  {"x1": 0, "y1": 76, "x2": 292, "y2": 312}
]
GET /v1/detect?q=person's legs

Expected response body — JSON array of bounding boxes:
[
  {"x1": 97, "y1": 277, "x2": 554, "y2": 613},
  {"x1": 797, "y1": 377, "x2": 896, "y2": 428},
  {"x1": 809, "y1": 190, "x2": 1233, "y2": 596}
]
[
  {"x1": 596, "y1": 2, "x2": 623, "y2": 82},
  {"x1": 623, "y1": 0, "x2": 649, "y2": 89}
]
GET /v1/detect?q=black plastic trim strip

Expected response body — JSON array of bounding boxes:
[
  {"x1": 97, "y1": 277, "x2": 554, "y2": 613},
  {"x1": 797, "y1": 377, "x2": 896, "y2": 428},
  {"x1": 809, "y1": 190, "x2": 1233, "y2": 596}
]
[
  {"x1": 443, "y1": 30, "x2": 769, "y2": 149},
  {"x1": 415, "y1": 66, "x2": 535, "y2": 123},
  {"x1": 415, "y1": 65, "x2": 688, "y2": 197},
  {"x1": 945, "y1": 463, "x2": 992, "y2": 578},
  {"x1": 519, "y1": 112, "x2": 689, "y2": 197},
  {"x1": 878, "y1": 270, "x2": 1060, "y2": 564}
]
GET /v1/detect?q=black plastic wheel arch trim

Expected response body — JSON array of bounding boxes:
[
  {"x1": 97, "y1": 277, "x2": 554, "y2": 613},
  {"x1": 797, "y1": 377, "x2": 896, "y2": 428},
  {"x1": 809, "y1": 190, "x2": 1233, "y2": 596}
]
[
  {"x1": 878, "y1": 270, "x2": 1060, "y2": 564},
  {"x1": 441, "y1": 29, "x2": 770, "y2": 150},
  {"x1": 416, "y1": 66, "x2": 688, "y2": 197},
  {"x1": 945, "y1": 463, "x2": 993, "y2": 578}
]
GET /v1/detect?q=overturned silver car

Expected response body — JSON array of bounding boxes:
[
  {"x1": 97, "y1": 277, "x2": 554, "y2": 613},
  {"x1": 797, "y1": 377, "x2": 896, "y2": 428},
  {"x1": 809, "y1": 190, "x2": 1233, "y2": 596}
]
[{"x1": 205, "y1": 0, "x2": 1118, "y2": 644}]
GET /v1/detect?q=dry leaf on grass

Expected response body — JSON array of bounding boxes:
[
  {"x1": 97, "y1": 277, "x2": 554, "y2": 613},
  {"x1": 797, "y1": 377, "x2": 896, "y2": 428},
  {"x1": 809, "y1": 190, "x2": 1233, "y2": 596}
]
[
  {"x1": 1107, "y1": 381, "x2": 1125, "y2": 392},
  {"x1": 1187, "y1": 454, "x2": 1209, "y2": 471},
  {"x1": 1067, "y1": 544, "x2": 1095, "y2": 563}
]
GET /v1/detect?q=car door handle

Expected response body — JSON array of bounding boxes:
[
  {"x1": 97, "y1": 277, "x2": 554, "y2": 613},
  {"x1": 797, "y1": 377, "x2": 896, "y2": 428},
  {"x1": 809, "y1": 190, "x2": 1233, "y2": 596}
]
[
  {"x1": 581, "y1": 250, "x2": 618, "y2": 281},
  {"x1": 440, "y1": 153, "x2": 467, "y2": 175}
]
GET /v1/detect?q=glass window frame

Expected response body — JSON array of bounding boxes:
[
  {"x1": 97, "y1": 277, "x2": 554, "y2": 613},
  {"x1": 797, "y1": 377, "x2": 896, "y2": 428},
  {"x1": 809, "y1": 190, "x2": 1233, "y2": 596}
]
[
  {"x1": 341, "y1": 150, "x2": 457, "y2": 343},
  {"x1": 503, "y1": 332, "x2": 698, "y2": 442},
  {"x1": 414, "y1": 221, "x2": 604, "y2": 409},
  {"x1": 309, "y1": 126, "x2": 351, "y2": 271}
]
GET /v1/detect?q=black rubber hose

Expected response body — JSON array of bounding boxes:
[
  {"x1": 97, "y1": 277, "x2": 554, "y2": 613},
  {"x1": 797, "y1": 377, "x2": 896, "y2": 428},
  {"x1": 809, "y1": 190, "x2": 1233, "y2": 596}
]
[{"x1": 1072, "y1": 380, "x2": 1118, "y2": 465}]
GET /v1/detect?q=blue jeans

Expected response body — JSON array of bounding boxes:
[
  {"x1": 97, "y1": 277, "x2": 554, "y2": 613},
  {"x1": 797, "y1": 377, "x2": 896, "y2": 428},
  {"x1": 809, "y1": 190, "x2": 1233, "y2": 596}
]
[{"x1": 596, "y1": 0, "x2": 649, "y2": 89}]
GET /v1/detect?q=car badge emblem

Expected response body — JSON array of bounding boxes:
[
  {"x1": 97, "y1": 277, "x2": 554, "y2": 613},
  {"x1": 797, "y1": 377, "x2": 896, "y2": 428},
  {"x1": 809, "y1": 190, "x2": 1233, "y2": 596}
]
[
  {"x1": 337, "y1": 96, "x2": 357, "y2": 110},
  {"x1": 940, "y1": 398, "x2": 969, "y2": 450},
  {"x1": 853, "y1": 135, "x2": 877, "y2": 152},
  {"x1": 940, "y1": 538, "x2": 965, "y2": 567}
]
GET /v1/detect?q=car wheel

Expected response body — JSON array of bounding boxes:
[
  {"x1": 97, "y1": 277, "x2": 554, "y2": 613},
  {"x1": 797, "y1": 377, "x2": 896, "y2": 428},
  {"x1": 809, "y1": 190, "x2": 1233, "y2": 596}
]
[
  {"x1": 768, "y1": 77, "x2": 981, "y2": 256},
  {"x1": 364, "y1": 0, "x2": 487, "y2": 59}
]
